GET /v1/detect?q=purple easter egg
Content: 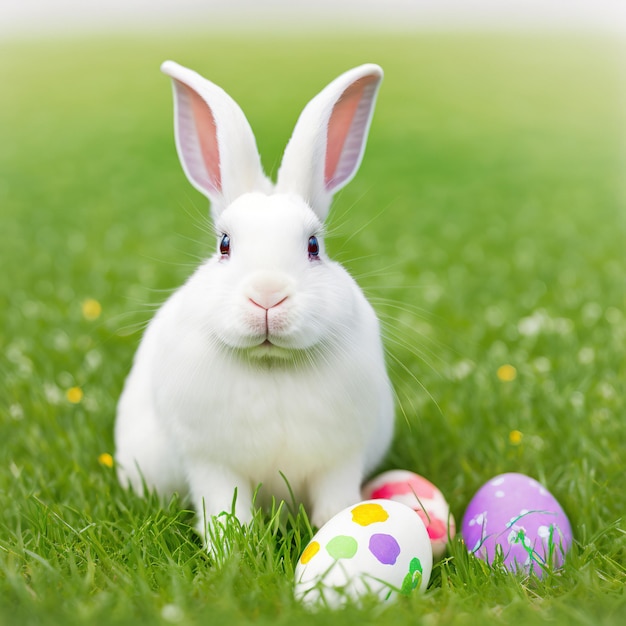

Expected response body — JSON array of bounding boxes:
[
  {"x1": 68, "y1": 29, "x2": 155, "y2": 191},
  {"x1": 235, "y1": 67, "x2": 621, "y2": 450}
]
[{"x1": 462, "y1": 473, "x2": 572, "y2": 577}]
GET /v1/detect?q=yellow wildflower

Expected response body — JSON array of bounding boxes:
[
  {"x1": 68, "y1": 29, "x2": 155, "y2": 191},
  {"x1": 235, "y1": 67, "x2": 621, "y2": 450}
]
[
  {"x1": 497, "y1": 364, "x2": 517, "y2": 382},
  {"x1": 82, "y1": 299, "x2": 102, "y2": 321},
  {"x1": 98, "y1": 453, "x2": 114, "y2": 468},
  {"x1": 66, "y1": 386, "x2": 83, "y2": 403}
]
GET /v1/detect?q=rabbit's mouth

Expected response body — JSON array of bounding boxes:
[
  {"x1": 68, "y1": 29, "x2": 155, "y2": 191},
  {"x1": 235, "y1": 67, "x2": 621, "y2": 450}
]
[
  {"x1": 228, "y1": 327, "x2": 321, "y2": 361},
  {"x1": 257, "y1": 337, "x2": 288, "y2": 352},
  {"x1": 244, "y1": 336, "x2": 307, "y2": 364}
]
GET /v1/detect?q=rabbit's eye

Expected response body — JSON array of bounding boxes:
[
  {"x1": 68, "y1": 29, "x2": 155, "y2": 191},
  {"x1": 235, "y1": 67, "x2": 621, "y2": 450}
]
[
  {"x1": 308, "y1": 235, "x2": 320, "y2": 260},
  {"x1": 219, "y1": 234, "x2": 231, "y2": 257}
]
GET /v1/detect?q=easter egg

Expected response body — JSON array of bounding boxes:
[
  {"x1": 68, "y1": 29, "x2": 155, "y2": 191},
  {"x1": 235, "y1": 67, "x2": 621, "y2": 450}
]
[
  {"x1": 294, "y1": 499, "x2": 433, "y2": 608},
  {"x1": 462, "y1": 472, "x2": 573, "y2": 576},
  {"x1": 362, "y1": 470, "x2": 455, "y2": 558}
]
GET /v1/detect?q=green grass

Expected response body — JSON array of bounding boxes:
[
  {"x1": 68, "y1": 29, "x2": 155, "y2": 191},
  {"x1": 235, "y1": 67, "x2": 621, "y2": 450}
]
[{"x1": 1, "y1": 30, "x2": 625, "y2": 625}]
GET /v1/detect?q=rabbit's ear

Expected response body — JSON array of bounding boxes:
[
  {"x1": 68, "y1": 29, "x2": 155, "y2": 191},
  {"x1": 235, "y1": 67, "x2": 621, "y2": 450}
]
[
  {"x1": 161, "y1": 61, "x2": 271, "y2": 217},
  {"x1": 275, "y1": 64, "x2": 383, "y2": 221}
]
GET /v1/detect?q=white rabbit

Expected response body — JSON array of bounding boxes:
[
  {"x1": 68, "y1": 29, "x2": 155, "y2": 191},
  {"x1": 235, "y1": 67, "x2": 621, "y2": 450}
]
[{"x1": 114, "y1": 61, "x2": 394, "y2": 540}]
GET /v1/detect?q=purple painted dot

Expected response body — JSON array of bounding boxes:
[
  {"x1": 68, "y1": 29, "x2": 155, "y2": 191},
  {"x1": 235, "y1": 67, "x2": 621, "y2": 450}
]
[{"x1": 369, "y1": 533, "x2": 401, "y2": 565}]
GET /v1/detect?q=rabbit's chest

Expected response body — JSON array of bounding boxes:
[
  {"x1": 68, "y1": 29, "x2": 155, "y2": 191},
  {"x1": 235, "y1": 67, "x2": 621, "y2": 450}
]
[{"x1": 161, "y1": 356, "x2": 371, "y2": 476}]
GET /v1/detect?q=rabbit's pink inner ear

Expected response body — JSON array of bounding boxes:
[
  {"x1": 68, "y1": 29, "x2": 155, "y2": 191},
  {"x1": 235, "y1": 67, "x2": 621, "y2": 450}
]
[
  {"x1": 324, "y1": 74, "x2": 379, "y2": 190},
  {"x1": 180, "y1": 83, "x2": 222, "y2": 193}
]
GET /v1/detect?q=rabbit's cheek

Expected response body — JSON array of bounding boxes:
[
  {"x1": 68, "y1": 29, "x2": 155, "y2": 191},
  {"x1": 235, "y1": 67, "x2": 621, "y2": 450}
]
[
  {"x1": 266, "y1": 306, "x2": 291, "y2": 335},
  {"x1": 242, "y1": 306, "x2": 270, "y2": 337}
]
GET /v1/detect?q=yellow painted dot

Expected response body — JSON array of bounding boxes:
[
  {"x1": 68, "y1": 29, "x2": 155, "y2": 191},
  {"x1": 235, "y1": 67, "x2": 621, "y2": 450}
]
[
  {"x1": 509, "y1": 430, "x2": 523, "y2": 445},
  {"x1": 66, "y1": 386, "x2": 83, "y2": 403},
  {"x1": 82, "y1": 299, "x2": 102, "y2": 321},
  {"x1": 98, "y1": 453, "x2": 114, "y2": 468},
  {"x1": 300, "y1": 541, "x2": 320, "y2": 564},
  {"x1": 497, "y1": 364, "x2": 517, "y2": 382},
  {"x1": 351, "y1": 502, "x2": 389, "y2": 526}
]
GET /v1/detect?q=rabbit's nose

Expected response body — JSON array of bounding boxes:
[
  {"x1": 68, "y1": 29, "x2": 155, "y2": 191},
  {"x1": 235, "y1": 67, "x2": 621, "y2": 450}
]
[{"x1": 246, "y1": 272, "x2": 294, "y2": 310}]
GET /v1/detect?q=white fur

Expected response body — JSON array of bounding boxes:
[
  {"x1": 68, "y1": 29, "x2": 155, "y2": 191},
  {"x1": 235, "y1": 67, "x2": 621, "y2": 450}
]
[{"x1": 115, "y1": 62, "x2": 393, "y2": 538}]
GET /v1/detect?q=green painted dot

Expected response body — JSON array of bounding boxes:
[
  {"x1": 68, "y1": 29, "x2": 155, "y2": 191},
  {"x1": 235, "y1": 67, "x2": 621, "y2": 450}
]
[{"x1": 326, "y1": 535, "x2": 358, "y2": 560}]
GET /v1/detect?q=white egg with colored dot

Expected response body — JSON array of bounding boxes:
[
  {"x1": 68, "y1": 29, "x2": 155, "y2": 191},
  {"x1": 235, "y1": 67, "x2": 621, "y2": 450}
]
[{"x1": 294, "y1": 499, "x2": 433, "y2": 608}]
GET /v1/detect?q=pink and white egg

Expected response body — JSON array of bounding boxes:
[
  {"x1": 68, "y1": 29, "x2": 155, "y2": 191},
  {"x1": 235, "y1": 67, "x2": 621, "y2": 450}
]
[
  {"x1": 462, "y1": 472, "x2": 573, "y2": 577},
  {"x1": 362, "y1": 470, "x2": 456, "y2": 558}
]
